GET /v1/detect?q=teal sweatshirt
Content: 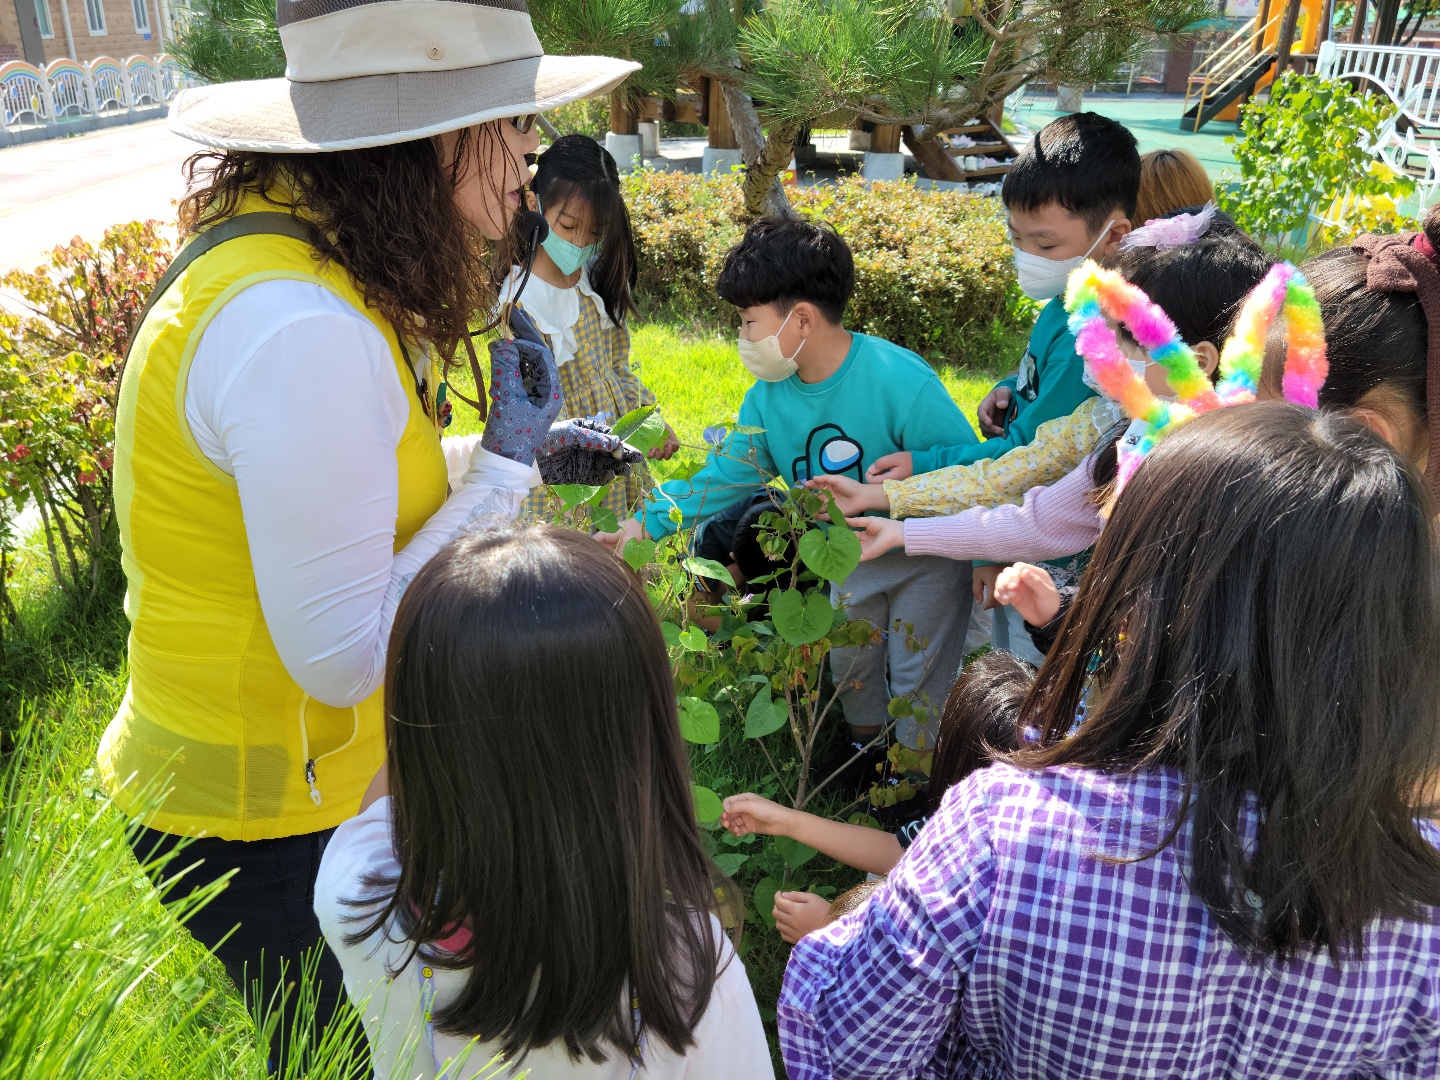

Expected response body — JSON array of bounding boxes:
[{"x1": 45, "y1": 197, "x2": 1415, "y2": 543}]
[
  {"x1": 908, "y1": 296, "x2": 1096, "y2": 474},
  {"x1": 642, "y1": 332, "x2": 974, "y2": 538}
]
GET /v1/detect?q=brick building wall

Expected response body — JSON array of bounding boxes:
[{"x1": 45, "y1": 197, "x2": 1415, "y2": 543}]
[{"x1": 1, "y1": 0, "x2": 175, "y2": 67}]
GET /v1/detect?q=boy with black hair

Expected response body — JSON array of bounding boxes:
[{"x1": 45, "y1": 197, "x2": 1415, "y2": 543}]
[
  {"x1": 600, "y1": 216, "x2": 975, "y2": 764},
  {"x1": 865, "y1": 112, "x2": 1140, "y2": 483}
]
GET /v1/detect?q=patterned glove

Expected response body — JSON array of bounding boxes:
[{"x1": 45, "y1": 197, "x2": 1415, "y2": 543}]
[
  {"x1": 479, "y1": 307, "x2": 564, "y2": 463},
  {"x1": 537, "y1": 416, "x2": 645, "y2": 486}
]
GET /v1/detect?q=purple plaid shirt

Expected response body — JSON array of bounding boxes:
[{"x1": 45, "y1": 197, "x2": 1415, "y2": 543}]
[{"x1": 779, "y1": 763, "x2": 1440, "y2": 1079}]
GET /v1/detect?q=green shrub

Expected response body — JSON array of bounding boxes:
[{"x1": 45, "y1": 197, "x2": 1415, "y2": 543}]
[
  {"x1": 545, "y1": 97, "x2": 612, "y2": 140},
  {"x1": 0, "y1": 222, "x2": 175, "y2": 615},
  {"x1": 623, "y1": 169, "x2": 1022, "y2": 363},
  {"x1": 1221, "y1": 72, "x2": 1417, "y2": 251}
]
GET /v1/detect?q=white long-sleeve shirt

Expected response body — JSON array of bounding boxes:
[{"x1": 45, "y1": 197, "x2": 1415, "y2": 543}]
[
  {"x1": 185, "y1": 279, "x2": 537, "y2": 709},
  {"x1": 315, "y1": 797, "x2": 777, "y2": 1080}
]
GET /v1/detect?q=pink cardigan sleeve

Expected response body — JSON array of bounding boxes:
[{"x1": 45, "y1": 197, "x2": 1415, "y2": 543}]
[{"x1": 902, "y1": 458, "x2": 1102, "y2": 564}]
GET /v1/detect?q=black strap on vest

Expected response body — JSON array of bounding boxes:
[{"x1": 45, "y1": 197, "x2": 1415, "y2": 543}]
[{"x1": 124, "y1": 212, "x2": 319, "y2": 362}]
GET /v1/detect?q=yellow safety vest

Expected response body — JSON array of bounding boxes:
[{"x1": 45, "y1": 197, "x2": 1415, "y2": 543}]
[{"x1": 98, "y1": 203, "x2": 448, "y2": 841}]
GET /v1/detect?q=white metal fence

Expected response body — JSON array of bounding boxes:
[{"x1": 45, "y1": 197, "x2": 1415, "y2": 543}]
[{"x1": 0, "y1": 54, "x2": 190, "y2": 134}]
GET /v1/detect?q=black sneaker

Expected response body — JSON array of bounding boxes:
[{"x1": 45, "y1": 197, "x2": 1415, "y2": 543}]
[{"x1": 813, "y1": 737, "x2": 889, "y2": 798}]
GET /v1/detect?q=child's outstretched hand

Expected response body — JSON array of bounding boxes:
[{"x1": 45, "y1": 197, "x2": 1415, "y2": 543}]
[
  {"x1": 648, "y1": 423, "x2": 681, "y2": 460},
  {"x1": 865, "y1": 451, "x2": 913, "y2": 483},
  {"x1": 773, "y1": 891, "x2": 832, "y2": 945},
  {"x1": 994, "y1": 562, "x2": 1062, "y2": 626},
  {"x1": 844, "y1": 516, "x2": 904, "y2": 562},
  {"x1": 721, "y1": 792, "x2": 793, "y2": 838},
  {"x1": 806, "y1": 475, "x2": 890, "y2": 518},
  {"x1": 596, "y1": 515, "x2": 648, "y2": 553}
]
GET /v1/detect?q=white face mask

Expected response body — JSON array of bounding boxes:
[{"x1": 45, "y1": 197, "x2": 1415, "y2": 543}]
[
  {"x1": 1013, "y1": 219, "x2": 1115, "y2": 301},
  {"x1": 738, "y1": 308, "x2": 805, "y2": 382},
  {"x1": 1083, "y1": 354, "x2": 1149, "y2": 398}
]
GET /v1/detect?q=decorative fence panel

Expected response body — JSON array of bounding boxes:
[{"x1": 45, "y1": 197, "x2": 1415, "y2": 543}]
[
  {"x1": 46, "y1": 59, "x2": 90, "y2": 117},
  {"x1": 0, "y1": 61, "x2": 53, "y2": 127},
  {"x1": 88, "y1": 57, "x2": 130, "y2": 114},
  {"x1": 127, "y1": 56, "x2": 164, "y2": 106},
  {"x1": 0, "y1": 54, "x2": 189, "y2": 135}
]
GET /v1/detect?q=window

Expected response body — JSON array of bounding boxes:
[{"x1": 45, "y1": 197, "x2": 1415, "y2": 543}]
[
  {"x1": 35, "y1": 0, "x2": 54, "y2": 37},
  {"x1": 132, "y1": 0, "x2": 150, "y2": 33},
  {"x1": 84, "y1": 0, "x2": 106, "y2": 34}
]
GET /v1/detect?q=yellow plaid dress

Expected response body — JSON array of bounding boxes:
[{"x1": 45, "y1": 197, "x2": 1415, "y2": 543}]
[{"x1": 520, "y1": 293, "x2": 657, "y2": 521}]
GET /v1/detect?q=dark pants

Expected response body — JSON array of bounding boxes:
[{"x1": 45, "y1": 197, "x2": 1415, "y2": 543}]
[{"x1": 129, "y1": 825, "x2": 361, "y2": 1073}]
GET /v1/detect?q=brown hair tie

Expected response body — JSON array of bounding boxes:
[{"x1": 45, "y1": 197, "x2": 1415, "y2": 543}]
[{"x1": 1352, "y1": 231, "x2": 1440, "y2": 496}]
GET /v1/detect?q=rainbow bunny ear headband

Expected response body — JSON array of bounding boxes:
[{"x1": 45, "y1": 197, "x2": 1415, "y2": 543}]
[{"x1": 1064, "y1": 260, "x2": 1327, "y2": 489}]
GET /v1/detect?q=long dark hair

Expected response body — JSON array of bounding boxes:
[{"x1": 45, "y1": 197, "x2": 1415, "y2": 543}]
[
  {"x1": 177, "y1": 125, "x2": 517, "y2": 363},
  {"x1": 930, "y1": 649, "x2": 1034, "y2": 801},
  {"x1": 351, "y1": 526, "x2": 721, "y2": 1063},
  {"x1": 1016, "y1": 404, "x2": 1440, "y2": 960},
  {"x1": 518, "y1": 133, "x2": 636, "y2": 325}
]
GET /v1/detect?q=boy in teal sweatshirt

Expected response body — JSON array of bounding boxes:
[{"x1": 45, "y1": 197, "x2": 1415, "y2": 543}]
[
  {"x1": 600, "y1": 217, "x2": 975, "y2": 760},
  {"x1": 865, "y1": 112, "x2": 1142, "y2": 484}
]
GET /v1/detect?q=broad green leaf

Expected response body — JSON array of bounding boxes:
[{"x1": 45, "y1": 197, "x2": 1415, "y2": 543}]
[
  {"x1": 589, "y1": 506, "x2": 618, "y2": 534},
  {"x1": 613, "y1": 404, "x2": 667, "y2": 453},
  {"x1": 668, "y1": 506, "x2": 683, "y2": 525},
  {"x1": 768, "y1": 588, "x2": 833, "y2": 646},
  {"x1": 622, "y1": 537, "x2": 656, "y2": 570},
  {"x1": 887, "y1": 696, "x2": 914, "y2": 718},
  {"x1": 774, "y1": 835, "x2": 819, "y2": 870},
  {"x1": 683, "y1": 556, "x2": 734, "y2": 583},
  {"x1": 797, "y1": 523, "x2": 862, "y2": 583},
  {"x1": 679, "y1": 625, "x2": 709, "y2": 652},
  {"x1": 744, "y1": 687, "x2": 788, "y2": 739},
  {"x1": 733, "y1": 424, "x2": 767, "y2": 435},
  {"x1": 713, "y1": 852, "x2": 749, "y2": 876},
  {"x1": 660, "y1": 621, "x2": 682, "y2": 648},
  {"x1": 677, "y1": 696, "x2": 720, "y2": 744},
  {"x1": 611, "y1": 403, "x2": 656, "y2": 442},
  {"x1": 551, "y1": 484, "x2": 601, "y2": 509},
  {"x1": 692, "y1": 783, "x2": 723, "y2": 823},
  {"x1": 754, "y1": 876, "x2": 782, "y2": 929}
]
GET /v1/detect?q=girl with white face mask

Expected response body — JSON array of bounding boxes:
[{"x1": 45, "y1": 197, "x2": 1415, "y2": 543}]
[{"x1": 501, "y1": 135, "x2": 680, "y2": 522}]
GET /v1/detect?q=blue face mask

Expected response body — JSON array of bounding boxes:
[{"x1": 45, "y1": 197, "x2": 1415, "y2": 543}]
[{"x1": 537, "y1": 197, "x2": 600, "y2": 275}]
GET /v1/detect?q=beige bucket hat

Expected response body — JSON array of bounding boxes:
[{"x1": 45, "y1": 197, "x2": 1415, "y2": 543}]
[{"x1": 169, "y1": 0, "x2": 640, "y2": 153}]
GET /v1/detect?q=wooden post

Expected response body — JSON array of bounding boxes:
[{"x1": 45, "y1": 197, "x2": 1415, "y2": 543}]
[
  {"x1": 1254, "y1": 0, "x2": 1273, "y2": 53},
  {"x1": 707, "y1": 77, "x2": 738, "y2": 149},
  {"x1": 1373, "y1": 0, "x2": 1401, "y2": 45},
  {"x1": 1319, "y1": 0, "x2": 1335, "y2": 43},
  {"x1": 609, "y1": 91, "x2": 638, "y2": 136},
  {"x1": 870, "y1": 124, "x2": 902, "y2": 153},
  {"x1": 1274, "y1": 0, "x2": 1303, "y2": 74},
  {"x1": 1350, "y1": 0, "x2": 1369, "y2": 42}
]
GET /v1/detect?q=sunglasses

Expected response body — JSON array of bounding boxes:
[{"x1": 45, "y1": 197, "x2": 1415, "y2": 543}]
[{"x1": 509, "y1": 114, "x2": 539, "y2": 135}]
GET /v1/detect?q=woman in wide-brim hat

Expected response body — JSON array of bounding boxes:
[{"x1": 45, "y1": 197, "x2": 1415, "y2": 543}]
[{"x1": 99, "y1": 0, "x2": 636, "y2": 1064}]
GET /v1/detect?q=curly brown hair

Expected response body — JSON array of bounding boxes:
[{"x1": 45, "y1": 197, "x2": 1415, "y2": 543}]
[{"x1": 177, "y1": 125, "x2": 516, "y2": 363}]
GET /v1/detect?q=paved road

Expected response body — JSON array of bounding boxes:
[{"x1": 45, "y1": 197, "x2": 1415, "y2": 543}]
[{"x1": 0, "y1": 119, "x2": 194, "y2": 274}]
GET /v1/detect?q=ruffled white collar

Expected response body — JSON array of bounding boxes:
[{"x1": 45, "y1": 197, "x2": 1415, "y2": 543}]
[{"x1": 496, "y1": 265, "x2": 614, "y2": 367}]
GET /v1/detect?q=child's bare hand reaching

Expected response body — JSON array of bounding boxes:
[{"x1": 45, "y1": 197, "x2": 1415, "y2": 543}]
[
  {"x1": 865, "y1": 451, "x2": 913, "y2": 483},
  {"x1": 721, "y1": 793, "x2": 792, "y2": 837},
  {"x1": 805, "y1": 475, "x2": 890, "y2": 518},
  {"x1": 994, "y1": 562, "x2": 1062, "y2": 626},
  {"x1": 773, "y1": 891, "x2": 832, "y2": 944},
  {"x1": 844, "y1": 516, "x2": 904, "y2": 561}
]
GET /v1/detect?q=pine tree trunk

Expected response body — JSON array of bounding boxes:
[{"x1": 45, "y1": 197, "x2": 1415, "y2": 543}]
[
  {"x1": 715, "y1": 80, "x2": 799, "y2": 219},
  {"x1": 743, "y1": 120, "x2": 803, "y2": 218}
]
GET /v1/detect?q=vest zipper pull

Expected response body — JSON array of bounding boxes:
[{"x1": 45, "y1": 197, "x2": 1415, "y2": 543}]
[{"x1": 305, "y1": 759, "x2": 322, "y2": 805}]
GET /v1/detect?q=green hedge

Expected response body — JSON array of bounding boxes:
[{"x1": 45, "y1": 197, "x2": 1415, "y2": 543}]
[{"x1": 622, "y1": 170, "x2": 1023, "y2": 363}]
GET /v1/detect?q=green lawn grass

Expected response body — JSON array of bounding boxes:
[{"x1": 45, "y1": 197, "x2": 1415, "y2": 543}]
[{"x1": 2, "y1": 316, "x2": 1023, "y2": 1073}]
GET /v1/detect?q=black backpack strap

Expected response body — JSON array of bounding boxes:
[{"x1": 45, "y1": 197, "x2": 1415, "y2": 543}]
[{"x1": 125, "y1": 212, "x2": 319, "y2": 361}]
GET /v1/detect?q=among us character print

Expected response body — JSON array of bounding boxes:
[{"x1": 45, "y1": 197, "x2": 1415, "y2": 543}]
[{"x1": 792, "y1": 423, "x2": 865, "y2": 482}]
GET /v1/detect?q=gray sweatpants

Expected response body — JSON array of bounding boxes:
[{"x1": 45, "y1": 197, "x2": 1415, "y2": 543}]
[{"x1": 829, "y1": 551, "x2": 973, "y2": 750}]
